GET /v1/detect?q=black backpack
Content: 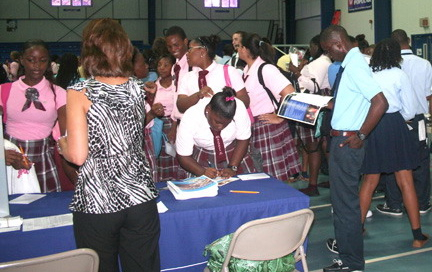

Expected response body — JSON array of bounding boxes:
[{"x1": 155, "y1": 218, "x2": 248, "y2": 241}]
[{"x1": 257, "y1": 63, "x2": 301, "y2": 108}]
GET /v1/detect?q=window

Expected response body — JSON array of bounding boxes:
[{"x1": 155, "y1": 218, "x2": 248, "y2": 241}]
[
  {"x1": 204, "y1": 0, "x2": 239, "y2": 8},
  {"x1": 51, "y1": 0, "x2": 92, "y2": 6}
]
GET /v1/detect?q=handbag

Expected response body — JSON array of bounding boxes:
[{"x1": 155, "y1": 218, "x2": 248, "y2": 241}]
[
  {"x1": 203, "y1": 233, "x2": 296, "y2": 272},
  {"x1": 150, "y1": 117, "x2": 164, "y2": 157},
  {"x1": 223, "y1": 65, "x2": 255, "y2": 124}
]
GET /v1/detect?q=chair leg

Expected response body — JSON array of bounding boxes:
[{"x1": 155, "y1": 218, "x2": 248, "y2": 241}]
[{"x1": 299, "y1": 245, "x2": 309, "y2": 272}]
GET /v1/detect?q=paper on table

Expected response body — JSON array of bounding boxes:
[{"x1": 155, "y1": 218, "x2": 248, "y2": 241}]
[
  {"x1": 0, "y1": 226, "x2": 20, "y2": 233},
  {"x1": 9, "y1": 194, "x2": 46, "y2": 204},
  {"x1": 157, "y1": 201, "x2": 168, "y2": 213},
  {"x1": 237, "y1": 173, "x2": 270, "y2": 180},
  {"x1": 0, "y1": 216, "x2": 23, "y2": 229},
  {"x1": 214, "y1": 177, "x2": 240, "y2": 186},
  {"x1": 22, "y1": 213, "x2": 72, "y2": 232}
]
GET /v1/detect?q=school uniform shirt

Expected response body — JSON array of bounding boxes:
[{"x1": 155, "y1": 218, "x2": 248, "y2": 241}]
[
  {"x1": 331, "y1": 47, "x2": 382, "y2": 131},
  {"x1": 400, "y1": 49, "x2": 432, "y2": 115},
  {"x1": 171, "y1": 54, "x2": 190, "y2": 121},
  {"x1": 1, "y1": 76, "x2": 66, "y2": 140},
  {"x1": 177, "y1": 61, "x2": 245, "y2": 109},
  {"x1": 155, "y1": 79, "x2": 175, "y2": 117},
  {"x1": 372, "y1": 67, "x2": 416, "y2": 121},
  {"x1": 298, "y1": 54, "x2": 331, "y2": 92},
  {"x1": 242, "y1": 56, "x2": 291, "y2": 116},
  {"x1": 176, "y1": 98, "x2": 251, "y2": 156}
]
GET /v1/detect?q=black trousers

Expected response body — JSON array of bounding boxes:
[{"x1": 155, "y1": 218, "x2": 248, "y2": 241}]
[
  {"x1": 73, "y1": 200, "x2": 160, "y2": 272},
  {"x1": 384, "y1": 115, "x2": 431, "y2": 210}
]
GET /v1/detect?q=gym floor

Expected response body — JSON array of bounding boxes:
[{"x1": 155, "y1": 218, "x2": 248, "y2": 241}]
[{"x1": 288, "y1": 173, "x2": 432, "y2": 272}]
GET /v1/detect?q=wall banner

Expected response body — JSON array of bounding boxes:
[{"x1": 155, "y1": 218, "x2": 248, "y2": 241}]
[{"x1": 348, "y1": 0, "x2": 372, "y2": 13}]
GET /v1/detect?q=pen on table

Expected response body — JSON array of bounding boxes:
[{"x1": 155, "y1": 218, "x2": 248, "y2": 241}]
[{"x1": 229, "y1": 190, "x2": 260, "y2": 194}]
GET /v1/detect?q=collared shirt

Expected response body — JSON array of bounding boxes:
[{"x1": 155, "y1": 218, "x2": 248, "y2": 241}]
[
  {"x1": 2, "y1": 76, "x2": 66, "y2": 140},
  {"x1": 331, "y1": 47, "x2": 382, "y2": 131},
  {"x1": 298, "y1": 54, "x2": 332, "y2": 92},
  {"x1": 400, "y1": 49, "x2": 432, "y2": 114},
  {"x1": 177, "y1": 61, "x2": 245, "y2": 109},
  {"x1": 176, "y1": 98, "x2": 251, "y2": 156},
  {"x1": 170, "y1": 54, "x2": 190, "y2": 120},
  {"x1": 372, "y1": 67, "x2": 416, "y2": 120},
  {"x1": 243, "y1": 56, "x2": 291, "y2": 116},
  {"x1": 154, "y1": 79, "x2": 175, "y2": 117}
]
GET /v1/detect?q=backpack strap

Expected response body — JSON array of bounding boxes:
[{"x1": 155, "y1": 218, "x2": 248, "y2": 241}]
[
  {"x1": 257, "y1": 63, "x2": 280, "y2": 109},
  {"x1": 1, "y1": 82, "x2": 13, "y2": 123},
  {"x1": 223, "y1": 65, "x2": 232, "y2": 87}
]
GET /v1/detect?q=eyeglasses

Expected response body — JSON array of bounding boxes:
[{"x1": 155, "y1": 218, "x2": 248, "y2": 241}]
[{"x1": 188, "y1": 46, "x2": 206, "y2": 53}]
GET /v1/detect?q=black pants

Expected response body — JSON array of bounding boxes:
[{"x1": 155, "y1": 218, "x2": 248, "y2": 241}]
[
  {"x1": 384, "y1": 115, "x2": 431, "y2": 210},
  {"x1": 73, "y1": 200, "x2": 160, "y2": 272}
]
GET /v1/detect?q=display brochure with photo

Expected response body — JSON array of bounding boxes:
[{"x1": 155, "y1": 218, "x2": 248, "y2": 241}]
[
  {"x1": 167, "y1": 175, "x2": 219, "y2": 200},
  {"x1": 277, "y1": 93, "x2": 333, "y2": 125}
]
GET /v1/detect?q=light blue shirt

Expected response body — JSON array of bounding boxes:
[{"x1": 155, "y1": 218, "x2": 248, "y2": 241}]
[
  {"x1": 372, "y1": 67, "x2": 416, "y2": 121},
  {"x1": 400, "y1": 49, "x2": 432, "y2": 115},
  {"x1": 331, "y1": 47, "x2": 382, "y2": 131},
  {"x1": 140, "y1": 71, "x2": 158, "y2": 83}
]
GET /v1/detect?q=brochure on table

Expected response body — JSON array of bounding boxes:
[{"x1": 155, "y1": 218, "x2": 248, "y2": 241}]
[
  {"x1": 277, "y1": 93, "x2": 333, "y2": 125},
  {"x1": 167, "y1": 175, "x2": 219, "y2": 200}
]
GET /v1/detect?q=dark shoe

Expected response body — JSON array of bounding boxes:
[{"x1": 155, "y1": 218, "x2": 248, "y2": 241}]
[
  {"x1": 376, "y1": 203, "x2": 403, "y2": 216},
  {"x1": 326, "y1": 238, "x2": 339, "y2": 254},
  {"x1": 420, "y1": 203, "x2": 432, "y2": 214},
  {"x1": 323, "y1": 259, "x2": 363, "y2": 272},
  {"x1": 413, "y1": 234, "x2": 429, "y2": 248},
  {"x1": 299, "y1": 186, "x2": 320, "y2": 196},
  {"x1": 318, "y1": 181, "x2": 331, "y2": 188}
]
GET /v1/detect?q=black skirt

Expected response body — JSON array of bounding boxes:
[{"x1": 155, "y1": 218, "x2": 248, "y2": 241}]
[{"x1": 361, "y1": 112, "x2": 419, "y2": 174}]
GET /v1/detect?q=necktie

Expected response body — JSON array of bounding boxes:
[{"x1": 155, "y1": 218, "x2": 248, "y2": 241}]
[
  {"x1": 22, "y1": 88, "x2": 46, "y2": 112},
  {"x1": 210, "y1": 128, "x2": 226, "y2": 163},
  {"x1": 198, "y1": 70, "x2": 209, "y2": 89},
  {"x1": 173, "y1": 64, "x2": 181, "y2": 90},
  {"x1": 332, "y1": 66, "x2": 345, "y2": 103}
]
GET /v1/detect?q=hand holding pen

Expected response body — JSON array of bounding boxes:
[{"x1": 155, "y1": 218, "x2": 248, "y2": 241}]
[{"x1": 204, "y1": 160, "x2": 219, "y2": 179}]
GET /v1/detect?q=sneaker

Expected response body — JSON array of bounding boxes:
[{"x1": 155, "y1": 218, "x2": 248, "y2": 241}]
[
  {"x1": 326, "y1": 238, "x2": 339, "y2": 254},
  {"x1": 323, "y1": 259, "x2": 363, "y2": 272},
  {"x1": 376, "y1": 203, "x2": 403, "y2": 216},
  {"x1": 299, "y1": 186, "x2": 320, "y2": 196},
  {"x1": 420, "y1": 203, "x2": 432, "y2": 214}
]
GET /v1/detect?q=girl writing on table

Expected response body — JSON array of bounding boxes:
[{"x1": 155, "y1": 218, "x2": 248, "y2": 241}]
[
  {"x1": 176, "y1": 87, "x2": 255, "y2": 179},
  {"x1": 58, "y1": 18, "x2": 160, "y2": 272}
]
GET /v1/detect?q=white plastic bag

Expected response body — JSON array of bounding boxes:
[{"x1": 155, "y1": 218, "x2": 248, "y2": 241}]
[
  {"x1": 162, "y1": 133, "x2": 176, "y2": 157},
  {"x1": 4, "y1": 140, "x2": 41, "y2": 195}
]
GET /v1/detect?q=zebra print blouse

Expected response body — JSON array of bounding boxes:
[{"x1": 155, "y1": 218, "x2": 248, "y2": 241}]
[{"x1": 69, "y1": 77, "x2": 158, "y2": 214}]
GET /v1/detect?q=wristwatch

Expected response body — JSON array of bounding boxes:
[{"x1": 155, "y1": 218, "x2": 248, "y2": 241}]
[
  {"x1": 228, "y1": 165, "x2": 238, "y2": 172},
  {"x1": 356, "y1": 131, "x2": 367, "y2": 141}
]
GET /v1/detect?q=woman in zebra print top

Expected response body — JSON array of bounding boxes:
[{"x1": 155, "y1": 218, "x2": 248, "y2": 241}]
[{"x1": 58, "y1": 18, "x2": 160, "y2": 272}]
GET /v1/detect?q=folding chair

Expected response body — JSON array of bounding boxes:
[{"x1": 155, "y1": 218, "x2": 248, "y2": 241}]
[
  {"x1": 0, "y1": 248, "x2": 99, "y2": 272},
  {"x1": 205, "y1": 208, "x2": 314, "y2": 272}
]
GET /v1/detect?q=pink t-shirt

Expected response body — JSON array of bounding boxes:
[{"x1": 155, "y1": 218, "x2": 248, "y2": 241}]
[
  {"x1": 243, "y1": 57, "x2": 290, "y2": 116},
  {"x1": 1, "y1": 76, "x2": 66, "y2": 140},
  {"x1": 155, "y1": 79, "x2": 175, "y2": 117}
]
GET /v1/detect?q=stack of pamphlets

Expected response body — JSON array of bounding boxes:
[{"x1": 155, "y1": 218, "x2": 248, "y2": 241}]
[
  {"x1": 277, "y1": 92, "x2": 333, "y2": 125},
  {"x1": 167, "y1": 175, "x2": 219, "y2": 200}
]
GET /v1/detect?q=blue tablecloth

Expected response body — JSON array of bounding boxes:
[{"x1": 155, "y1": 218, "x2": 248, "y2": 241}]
[{"x1": 0, "y1": 176, "x2": 309, "y2": 271}]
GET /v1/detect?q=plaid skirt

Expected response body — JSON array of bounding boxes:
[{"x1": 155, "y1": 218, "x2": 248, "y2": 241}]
[
  {"x1": 190, "y1": 141, "x2": 256, "y2": 178},
  {"x1": 296, "y1": 123, "x2": 320, "y2": 145},
  {"x1": 143, "y1": 127, "x2": 160, "y2": 182},
  {"x1": 251, "y1": 118, "x2": 301, "y2": 180},
  {"x1": 5, "y1": 134, "x2": 61, "y2": 193},
  {"x1": 157, "y1": 117, "x2": 187, "y2": 181}
]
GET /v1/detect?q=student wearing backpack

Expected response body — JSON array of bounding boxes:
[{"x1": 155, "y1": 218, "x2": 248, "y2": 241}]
[{"x1": 238, "y1": 33, "x2": 300, "y2": 181}]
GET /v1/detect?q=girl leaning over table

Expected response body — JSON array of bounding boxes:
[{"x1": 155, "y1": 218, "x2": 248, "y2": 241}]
[
  {"x1": 176, "y1": 87, "x2": 255, "y2": 179},
  {"x1": 0, "y1": 39, "x2": 67, "y2": 193},
  {"x1": 58, "y1": 18, "x2": 160, "y2": 272}
]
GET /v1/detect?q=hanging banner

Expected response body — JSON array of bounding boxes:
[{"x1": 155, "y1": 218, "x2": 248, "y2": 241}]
[{"x1": 348, "y1": 0, "x2": 372, "y2": 13}]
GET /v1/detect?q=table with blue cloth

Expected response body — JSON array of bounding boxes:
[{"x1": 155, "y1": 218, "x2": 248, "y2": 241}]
[{"x1": 0, "y1": 175, "x2": 309, "y2": 271}]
